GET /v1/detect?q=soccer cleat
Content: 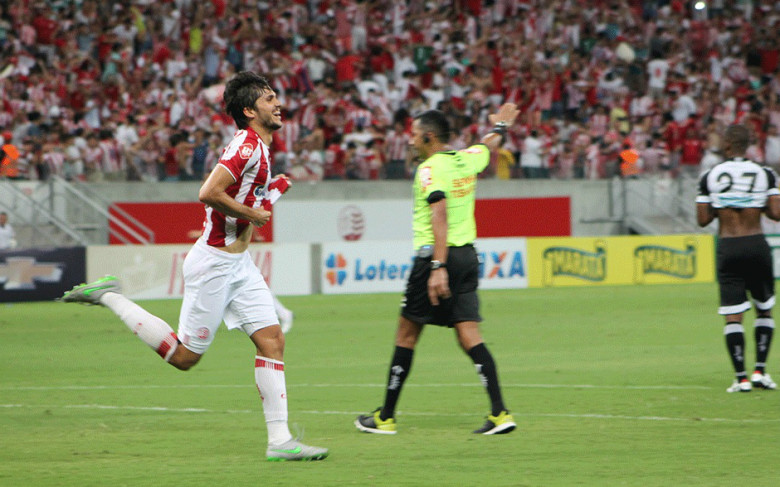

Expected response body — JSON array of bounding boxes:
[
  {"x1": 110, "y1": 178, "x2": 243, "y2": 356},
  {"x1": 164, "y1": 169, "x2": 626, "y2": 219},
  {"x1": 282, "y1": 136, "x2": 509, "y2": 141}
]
[
  {"x1": 473, "y1": 410, "x2": 516, "y2": 435},
  {"x1": 750, "y1": 372, "x2": 777, "y2": 390},
  {"x1": 726, "y1": 379, "x2": 752, "y2": 393},
  {"x1": 278, "y1": 308, "x2": 294, "y2": 335},
  {"x1": 61, "y1": 275, "x2": 121, "y2": 305},
  {"x1": 354, "y1": 408, "x2": 397, "y2": 435},
  {"x1": 266, "y1": 439, "x2": 329, "y2": 462}
]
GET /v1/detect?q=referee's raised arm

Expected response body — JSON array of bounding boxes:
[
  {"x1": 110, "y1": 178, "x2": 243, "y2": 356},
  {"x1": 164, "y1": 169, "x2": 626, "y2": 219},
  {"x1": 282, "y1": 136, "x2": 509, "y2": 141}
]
[{"x1": 480, "y1": 103, "x2": 520, "y2": 152}]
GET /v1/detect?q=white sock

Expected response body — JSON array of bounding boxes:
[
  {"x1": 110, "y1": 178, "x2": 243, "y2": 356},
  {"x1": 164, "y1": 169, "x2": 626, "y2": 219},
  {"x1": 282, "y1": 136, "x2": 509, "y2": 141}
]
[
  {"x1": 101, "y1": 292, "x2": 178, "y2": 361},
  {"x1": 255, "y1": 356, "x2": 292, "y2": 445}
]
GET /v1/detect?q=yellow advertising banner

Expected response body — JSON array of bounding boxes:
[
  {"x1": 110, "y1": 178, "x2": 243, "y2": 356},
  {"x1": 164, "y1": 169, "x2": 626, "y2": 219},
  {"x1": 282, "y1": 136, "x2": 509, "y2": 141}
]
[{"x1": 526, "y1": 234, "x2": 715, "y2": 288}]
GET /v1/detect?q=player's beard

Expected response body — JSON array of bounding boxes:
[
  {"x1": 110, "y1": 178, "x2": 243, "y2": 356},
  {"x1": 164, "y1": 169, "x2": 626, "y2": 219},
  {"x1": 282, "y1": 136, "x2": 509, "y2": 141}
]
[{"x1": 264, "y1": 116, "x2": 282, "y2": 131}]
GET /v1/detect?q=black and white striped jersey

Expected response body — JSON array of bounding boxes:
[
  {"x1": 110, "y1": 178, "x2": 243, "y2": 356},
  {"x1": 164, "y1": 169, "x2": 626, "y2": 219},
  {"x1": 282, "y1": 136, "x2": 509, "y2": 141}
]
[{"x1": 696, "y1": 157, "x2": 780, "y2": 209}]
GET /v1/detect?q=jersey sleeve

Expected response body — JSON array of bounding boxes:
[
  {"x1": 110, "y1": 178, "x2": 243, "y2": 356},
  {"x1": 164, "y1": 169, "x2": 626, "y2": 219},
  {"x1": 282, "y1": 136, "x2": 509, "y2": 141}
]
[
  {"x1": 695, "y1": 170, "x2": 711, "y2": 204},
  {"x1": 417, "y1": 161, "x2": 447, "y2": 204},
  {"x1": 458, "y1": 144, "x2": 490, "y2": 173},
  {"x1": 218, "y1": 132, "x2": 257, "y2": 181},
  {"x1": 764, "y1": 167, "x2": 780, "y2": 197}
]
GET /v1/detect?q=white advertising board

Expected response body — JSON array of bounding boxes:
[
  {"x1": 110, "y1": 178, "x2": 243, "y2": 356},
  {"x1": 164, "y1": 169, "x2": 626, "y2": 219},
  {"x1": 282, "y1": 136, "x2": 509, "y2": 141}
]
[
  {"x1": 320, "y1": 238, "x2": 528, "y2": 295},
  {"x1": 274, "y1": 200, "x2": 412, "y2": 243},
  {"x1": 87, "y1": 243, "x2": 311, "y2": 300}
]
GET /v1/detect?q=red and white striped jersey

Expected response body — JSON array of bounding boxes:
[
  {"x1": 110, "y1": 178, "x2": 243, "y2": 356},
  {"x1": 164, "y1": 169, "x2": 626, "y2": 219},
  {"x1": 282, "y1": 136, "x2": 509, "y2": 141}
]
[
  {"x1": 202, "y1": 127, "x2": 272, "y2": 247},
  {"x1": 385, "y1": 130, "x2": 409, "y2": 161}
]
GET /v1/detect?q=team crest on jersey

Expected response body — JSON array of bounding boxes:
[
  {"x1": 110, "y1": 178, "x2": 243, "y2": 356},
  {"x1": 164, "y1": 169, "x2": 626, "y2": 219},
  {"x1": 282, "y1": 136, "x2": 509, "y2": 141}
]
[
  {"x1": 239, "y1": 143, "x2": 254, "y2": 159},
  {"x1": 419, "y1": 166, "x2": 432, "y2": 189},
  {"x1": 460, "y1": 147, "x2": 483, "y2": 154}
]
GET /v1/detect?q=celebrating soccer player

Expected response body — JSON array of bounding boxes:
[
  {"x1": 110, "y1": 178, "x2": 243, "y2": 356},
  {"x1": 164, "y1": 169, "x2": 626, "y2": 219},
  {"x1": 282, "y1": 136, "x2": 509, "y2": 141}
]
[{"x1": 62, "y1": 71, "x2": 328, "y2": 461}]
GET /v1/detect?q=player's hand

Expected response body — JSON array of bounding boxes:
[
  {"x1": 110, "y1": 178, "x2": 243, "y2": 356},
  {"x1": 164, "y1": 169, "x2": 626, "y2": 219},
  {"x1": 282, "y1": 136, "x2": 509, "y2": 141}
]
[
  {"x1": 250, "y1": 207, "x2": 272, "y2": 227},
  {"x1": 427, "y1": 268, "x2": 451, "y2": 306}
]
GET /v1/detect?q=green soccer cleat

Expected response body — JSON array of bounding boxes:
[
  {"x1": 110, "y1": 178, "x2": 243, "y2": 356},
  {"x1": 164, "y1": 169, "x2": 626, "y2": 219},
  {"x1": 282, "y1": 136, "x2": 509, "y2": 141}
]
[
  {"x1": 266, "y1": 439, "x2": 329, "y2": 462},
  {"x1": 61, "y1": 275, "x2": 122, "y2": 305},
  {"x1": 354, "y1": 408, "x2": 397, "y2": 435},
  {"x1": 473, "y1": 410, "x2": 516, "y2": 435}
]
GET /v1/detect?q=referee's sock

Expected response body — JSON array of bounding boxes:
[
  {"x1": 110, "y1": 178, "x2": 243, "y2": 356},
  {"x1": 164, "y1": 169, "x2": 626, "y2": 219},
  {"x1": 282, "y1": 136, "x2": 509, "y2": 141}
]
[
  {"x1": 754, "y1": 317, "x2": 775, "y2": 374},
  {"x1": 380, "y1": 346, "x2": 413, "y2": 421},
  {"x1": 468, "y1": 343, "x2": 506, "y2": 417},
  {"x1": 724, "y1": 322, "x2": 747, "y2": 381}
]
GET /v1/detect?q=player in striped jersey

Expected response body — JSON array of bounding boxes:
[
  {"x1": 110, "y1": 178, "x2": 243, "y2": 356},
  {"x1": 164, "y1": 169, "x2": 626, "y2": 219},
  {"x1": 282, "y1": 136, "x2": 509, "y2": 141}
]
[
  {"x1": 62, "y1": 72, "x2": 327, "y2": 461},
  {"x1": 697, "y1": 124, "x2": 780, "y2": 393}
]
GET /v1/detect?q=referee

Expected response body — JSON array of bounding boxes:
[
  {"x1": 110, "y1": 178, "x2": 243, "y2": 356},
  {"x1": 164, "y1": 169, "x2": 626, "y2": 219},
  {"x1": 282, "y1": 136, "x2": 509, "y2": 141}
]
[{"x1": 355, "y1": 103, "x2": 520, "y2": 435}]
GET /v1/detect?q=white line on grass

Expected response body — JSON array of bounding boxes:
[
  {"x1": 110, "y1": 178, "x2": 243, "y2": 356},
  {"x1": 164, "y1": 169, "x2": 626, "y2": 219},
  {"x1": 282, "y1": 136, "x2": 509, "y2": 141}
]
[
  {"x1": 0, "y1": 403, "x2": 774, "y2": 423},
  {"x1": 0, "y1": 383, "x2": 713, "y2": 391}
]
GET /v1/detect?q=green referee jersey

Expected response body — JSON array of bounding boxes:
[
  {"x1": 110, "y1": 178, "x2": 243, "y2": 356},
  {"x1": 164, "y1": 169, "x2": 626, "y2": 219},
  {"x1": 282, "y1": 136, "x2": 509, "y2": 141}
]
[{"x1": 412, "y1": 144, "x2": 490, "y2": 249}]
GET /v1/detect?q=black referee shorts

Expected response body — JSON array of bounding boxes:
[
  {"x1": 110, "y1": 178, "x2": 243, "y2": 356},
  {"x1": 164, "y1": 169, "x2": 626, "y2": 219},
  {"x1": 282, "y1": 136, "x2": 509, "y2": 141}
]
[
  {"x1": 401, "y1": 245, "x2": 482, "y2": 327},
  {"x1": 716, "y1": 234, "x2": 775, "y2": 315}
]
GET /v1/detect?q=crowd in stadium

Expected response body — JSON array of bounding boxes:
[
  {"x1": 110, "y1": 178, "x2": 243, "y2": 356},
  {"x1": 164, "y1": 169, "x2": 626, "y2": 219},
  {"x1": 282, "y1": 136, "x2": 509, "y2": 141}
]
[{"x1": 1, "y1": 0, "x2": 780, "y2": 183}]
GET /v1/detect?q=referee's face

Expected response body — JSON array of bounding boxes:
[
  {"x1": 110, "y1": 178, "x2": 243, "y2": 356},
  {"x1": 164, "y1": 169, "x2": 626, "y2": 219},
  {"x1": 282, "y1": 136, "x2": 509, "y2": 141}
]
[{"x1": 410, "y1": 120, "x2": 428, "y2": 158}]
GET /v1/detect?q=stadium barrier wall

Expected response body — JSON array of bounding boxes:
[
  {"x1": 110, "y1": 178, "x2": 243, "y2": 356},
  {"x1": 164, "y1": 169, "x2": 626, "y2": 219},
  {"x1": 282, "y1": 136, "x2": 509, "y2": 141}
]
[
  {"x1": 108, "y1": 196, "x2": 571, "y2": 245},
  {"x1": 0, "y1": 246, "x2": 86, "y2": 303},
  {"x1": 85, "y1": 243, "x2": 312, "y2": 299},
  {"x1": 526, "y1": 234, "x2": 715, "y2": 287},
  {"x1": 75, "y1": 234, "x2": 714, "y2": 301},
  {"x1": 765, "y1": 235, "x2": 780, "y2": 278}
]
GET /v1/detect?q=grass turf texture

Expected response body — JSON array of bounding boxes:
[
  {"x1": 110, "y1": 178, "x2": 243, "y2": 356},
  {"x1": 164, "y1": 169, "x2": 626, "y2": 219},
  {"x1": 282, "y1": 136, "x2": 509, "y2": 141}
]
[{"x1": 2, "y1": 283, "x2": 779, "y2": 486}]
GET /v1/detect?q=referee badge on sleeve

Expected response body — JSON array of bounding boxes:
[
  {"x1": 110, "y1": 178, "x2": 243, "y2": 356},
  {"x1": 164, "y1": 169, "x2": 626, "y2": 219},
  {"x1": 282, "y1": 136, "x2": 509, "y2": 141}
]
[{"x1": 420, "y1": 166, "x2": 432, "y2": 189}]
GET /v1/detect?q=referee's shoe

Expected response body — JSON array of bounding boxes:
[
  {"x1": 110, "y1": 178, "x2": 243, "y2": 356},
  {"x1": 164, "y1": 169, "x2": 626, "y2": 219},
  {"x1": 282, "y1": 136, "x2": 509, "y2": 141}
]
[
  {"x1": 473, "y1": 410, "x2": 516, "y2": 435},
  {"x1": 355, "y1": 408, "x2": 397, "y2": 434}
]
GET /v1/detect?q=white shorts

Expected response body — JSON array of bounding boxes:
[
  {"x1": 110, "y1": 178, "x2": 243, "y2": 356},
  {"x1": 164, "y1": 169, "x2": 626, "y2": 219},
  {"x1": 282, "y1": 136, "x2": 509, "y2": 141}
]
[{"x1": 177, "y1": 239, "x2": 278, "y2": 354}]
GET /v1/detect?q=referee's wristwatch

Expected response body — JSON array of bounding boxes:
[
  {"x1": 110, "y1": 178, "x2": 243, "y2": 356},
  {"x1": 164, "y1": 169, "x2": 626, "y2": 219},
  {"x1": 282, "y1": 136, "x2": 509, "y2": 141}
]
[{"x1": 430, "y1": 260, "x2": 447, "y2": 270}]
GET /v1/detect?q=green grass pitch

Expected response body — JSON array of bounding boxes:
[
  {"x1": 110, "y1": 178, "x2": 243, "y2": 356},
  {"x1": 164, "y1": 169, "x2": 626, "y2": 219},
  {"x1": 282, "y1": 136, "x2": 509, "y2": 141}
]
[{"x1": 2, "y1": 283, "x2": 780, "y2": 486}]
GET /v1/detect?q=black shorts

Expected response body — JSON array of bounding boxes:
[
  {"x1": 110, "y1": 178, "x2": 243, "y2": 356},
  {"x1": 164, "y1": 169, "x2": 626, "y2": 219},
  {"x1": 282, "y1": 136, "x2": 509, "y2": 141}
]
[
  {"x1": 716, "y1": 234, "x2": 775, "y2": 315},
  {"x1": 401, "y1": 245, "x2": 482, "y2": 327}
]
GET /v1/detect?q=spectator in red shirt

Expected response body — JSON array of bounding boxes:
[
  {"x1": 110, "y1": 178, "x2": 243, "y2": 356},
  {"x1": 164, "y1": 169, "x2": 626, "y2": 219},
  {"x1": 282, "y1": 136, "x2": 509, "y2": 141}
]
[{"x1": 680, "y1": 129, "x2": 704, "y2": 177}]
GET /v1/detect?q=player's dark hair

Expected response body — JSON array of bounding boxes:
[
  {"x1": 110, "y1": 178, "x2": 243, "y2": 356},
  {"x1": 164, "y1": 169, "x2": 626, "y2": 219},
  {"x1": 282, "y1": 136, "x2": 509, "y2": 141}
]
[
  {"x1": 724, "y1": 124, "x2": 749, "y2": 156},
  {"x1": 414, "y1": 110, "x2": 450, "y2": 143},
  {"x1": 223, "y1": 71, "x2": 273, "y2": 129}
]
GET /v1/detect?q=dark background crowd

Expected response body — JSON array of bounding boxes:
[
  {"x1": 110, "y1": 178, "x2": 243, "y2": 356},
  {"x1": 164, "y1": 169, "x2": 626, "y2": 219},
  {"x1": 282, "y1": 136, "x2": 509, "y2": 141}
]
[{"x1": 1, "y1": 0, "x2": 780, "y2": 183}]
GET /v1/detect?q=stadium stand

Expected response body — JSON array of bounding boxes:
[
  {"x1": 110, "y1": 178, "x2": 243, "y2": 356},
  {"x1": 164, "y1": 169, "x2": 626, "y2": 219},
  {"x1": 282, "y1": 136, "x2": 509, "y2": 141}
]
[{"x1": 0, "y1": 0, "x2": 779, "y2": 182}]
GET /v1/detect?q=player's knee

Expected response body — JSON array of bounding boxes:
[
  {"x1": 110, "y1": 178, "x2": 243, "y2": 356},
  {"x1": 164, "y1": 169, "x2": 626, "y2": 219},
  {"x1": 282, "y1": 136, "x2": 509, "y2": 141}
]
[{"x1": 168, "y1": 347, "x2": 202, "y2": 371}]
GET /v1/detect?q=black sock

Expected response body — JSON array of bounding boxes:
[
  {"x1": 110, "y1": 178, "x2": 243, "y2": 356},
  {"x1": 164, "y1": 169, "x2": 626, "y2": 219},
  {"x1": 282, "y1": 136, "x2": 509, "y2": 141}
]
[
  {"x1": 468, "y1": 343, "x2": 506, "y2": 417},
  {"x1": 754, "y1": 318, "x2": 775, "y2": 374},
  {"x1": 380, "y1": 346, "x2": 413, "y2": 420},
  {"x1": 724, "y1": 322, "x2": 747, "y2": 380}
]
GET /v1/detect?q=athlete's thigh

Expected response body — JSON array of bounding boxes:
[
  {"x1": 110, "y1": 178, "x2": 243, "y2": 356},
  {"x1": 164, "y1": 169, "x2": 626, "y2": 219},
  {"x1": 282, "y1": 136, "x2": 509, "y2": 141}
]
[
  {"x1": 177, "y1": 245, "x2": 232, "y2": 353},
  {"x1": 224, "y1": 255, "x2": 279, "y2": 336},
  {"x1": 745, "y1": 241, "x2": 775, "y2": 306}
]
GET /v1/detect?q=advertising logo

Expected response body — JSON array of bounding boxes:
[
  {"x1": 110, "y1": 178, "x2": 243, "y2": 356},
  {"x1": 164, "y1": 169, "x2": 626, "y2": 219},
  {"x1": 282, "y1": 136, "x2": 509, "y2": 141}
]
[
  {"x1": 323, "y1": 250, "x2": 412, "y2": 290},
  {"x1": 337, "y1": 205, "x2": 365, "y2": 241},
  {"x1": 633, "y1": 240, "x2": 696, "y2": 283},
  {"x1": 325, "y1": 253, "x2": 348, "y2": 286},
  {"x1": 0, "y1": 257, "x2": 63, "y2": 290},
  {"x1": 542, "y1": 241, "x2": 607, "y2": 285},
  {"x1": 478, "y1": 251, "x2": 525, "y2": 279}
]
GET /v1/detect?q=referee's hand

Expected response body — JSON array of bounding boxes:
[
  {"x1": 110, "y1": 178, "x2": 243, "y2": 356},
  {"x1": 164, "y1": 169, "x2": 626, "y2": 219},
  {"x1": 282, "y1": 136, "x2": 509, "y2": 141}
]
[{"x1": 428, "y1": 268, "x2": 451, "y2": 306}]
